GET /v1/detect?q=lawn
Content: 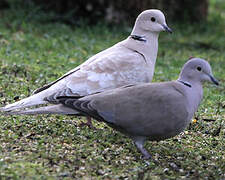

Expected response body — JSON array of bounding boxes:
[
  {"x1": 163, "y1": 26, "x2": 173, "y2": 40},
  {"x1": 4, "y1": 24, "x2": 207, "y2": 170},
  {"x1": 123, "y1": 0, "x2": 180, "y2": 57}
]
[{"x1": 0, "y1": 0, "x2": 224, "y2": 179}]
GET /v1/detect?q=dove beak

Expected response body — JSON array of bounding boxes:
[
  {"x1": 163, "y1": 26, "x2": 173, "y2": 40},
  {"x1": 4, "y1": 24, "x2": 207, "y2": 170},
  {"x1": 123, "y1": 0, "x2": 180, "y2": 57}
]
[
  {"x1": 209, "y1": 75, "x2": 219, "y2": 86},
  {"x1": 162, "y1": 24, "x2": 173, "y2": 33}
]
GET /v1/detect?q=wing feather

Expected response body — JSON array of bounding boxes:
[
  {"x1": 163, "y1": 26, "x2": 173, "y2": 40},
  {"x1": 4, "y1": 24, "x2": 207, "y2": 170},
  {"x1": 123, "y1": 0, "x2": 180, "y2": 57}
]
[
  {"x1": 57, "y1": 97, "x2": 104, "y2": 121},
  {"x1": 34, "y1": 43, "x2": 148, "y2": 99},
  {"x1": 66, "y1": 51, "x2": 147, "y2": 95}
]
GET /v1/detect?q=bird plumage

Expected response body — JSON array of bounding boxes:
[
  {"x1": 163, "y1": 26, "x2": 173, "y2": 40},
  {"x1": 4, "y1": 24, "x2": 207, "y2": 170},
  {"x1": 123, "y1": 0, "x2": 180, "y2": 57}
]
[
  {"x1": 0, "y1": 9, "x2": 171, "y2": 115},
  {"x1": 40, "y1": 58, "x2": 218, "y2": 159}
]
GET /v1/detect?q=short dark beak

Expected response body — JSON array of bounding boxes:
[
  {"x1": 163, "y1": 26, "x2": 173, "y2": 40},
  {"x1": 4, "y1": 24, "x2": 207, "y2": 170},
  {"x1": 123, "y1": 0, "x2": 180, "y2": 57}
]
[
  {"x1": 162, "y1": 24, "x2": 173, "y2": 33},
  {"x1": 209, "y1": 75, "x2": 219, "y2": 86}
]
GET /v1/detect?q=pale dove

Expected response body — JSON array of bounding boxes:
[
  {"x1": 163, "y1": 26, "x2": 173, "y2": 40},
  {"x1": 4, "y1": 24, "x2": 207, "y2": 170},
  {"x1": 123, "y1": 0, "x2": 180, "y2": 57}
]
[
  {"x1": 21, "y1": 58, "x2": 217, "y2": 159},
  {"x1": 0, "y1": 9, "x2": 172, "y2": 128}
]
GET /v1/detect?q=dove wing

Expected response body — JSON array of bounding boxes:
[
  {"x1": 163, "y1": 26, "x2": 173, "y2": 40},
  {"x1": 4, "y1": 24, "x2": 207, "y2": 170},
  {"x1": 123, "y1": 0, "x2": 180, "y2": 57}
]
[{"x1": 44, "y1": 43, "x2": 150, "y2": 101}]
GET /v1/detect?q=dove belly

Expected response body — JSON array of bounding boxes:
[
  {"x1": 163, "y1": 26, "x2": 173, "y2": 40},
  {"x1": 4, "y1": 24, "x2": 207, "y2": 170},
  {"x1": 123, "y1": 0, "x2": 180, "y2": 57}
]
[{"x1": 118, "y1": 105, "x2": 189, "y2": 141}]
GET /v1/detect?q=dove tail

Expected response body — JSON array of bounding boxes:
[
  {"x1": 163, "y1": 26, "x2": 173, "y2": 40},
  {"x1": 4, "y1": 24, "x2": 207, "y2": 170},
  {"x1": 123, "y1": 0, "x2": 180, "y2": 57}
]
[
  {"x1": 5, "y1": 104, "x2": 79, "y2": 115},
  {"x1": 0, "y1": 92, "x2": 47, "y2": 112}
]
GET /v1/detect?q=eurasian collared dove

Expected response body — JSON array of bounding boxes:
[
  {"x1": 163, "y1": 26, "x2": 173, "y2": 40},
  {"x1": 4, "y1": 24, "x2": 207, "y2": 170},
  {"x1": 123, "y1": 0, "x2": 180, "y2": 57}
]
[
  {"x1": 0, "y1": 9, "x2": 172, "y2": 127},
  {"x1": 30, "y1": 58, "x2": 217, "y2": 159}
]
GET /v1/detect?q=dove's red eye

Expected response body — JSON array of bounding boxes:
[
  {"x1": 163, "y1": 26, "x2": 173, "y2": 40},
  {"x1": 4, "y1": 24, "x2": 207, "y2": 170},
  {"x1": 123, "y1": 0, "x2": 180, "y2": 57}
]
[{"x1": 151, "y1": 17, "x2": 156, "y2": 22}]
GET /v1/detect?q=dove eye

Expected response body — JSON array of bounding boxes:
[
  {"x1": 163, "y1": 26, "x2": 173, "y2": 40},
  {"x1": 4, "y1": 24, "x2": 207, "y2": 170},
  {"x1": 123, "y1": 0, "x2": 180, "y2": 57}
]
[
  {"x1": 197, "y1": 66, "x2": 202, "y2": 71},
  {"x1": 151, "y1": 17, "x2": 156, "y2": 22}
]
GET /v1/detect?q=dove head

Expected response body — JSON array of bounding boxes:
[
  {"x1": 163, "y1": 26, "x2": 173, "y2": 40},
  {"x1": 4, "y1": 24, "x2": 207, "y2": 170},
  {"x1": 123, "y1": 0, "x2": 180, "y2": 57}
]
[
  {"x1": 132, "y1": 9, "x2": 172, "y2": 35},
  {"x1": 179, "y1": 58, "x2": 219, "y2": 86}
]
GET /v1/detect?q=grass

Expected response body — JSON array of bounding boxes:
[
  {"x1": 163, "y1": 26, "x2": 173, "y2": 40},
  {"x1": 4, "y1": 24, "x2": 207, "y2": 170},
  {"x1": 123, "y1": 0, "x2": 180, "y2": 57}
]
[{"x1": 0, "y1": 1, "x2": 224, "y2": 179}]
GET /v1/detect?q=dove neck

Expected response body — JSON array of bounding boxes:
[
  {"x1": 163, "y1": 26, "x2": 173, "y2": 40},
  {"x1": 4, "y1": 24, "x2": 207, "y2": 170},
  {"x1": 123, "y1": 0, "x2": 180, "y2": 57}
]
[
  {"x1": 178, "y1": 74, "x2": 203, "y2": 118},
  {"x1": 178, "y1": 71, "x2": 204, "y2": 89},
  {"x1": 128, "y1": 29, "x2": 159, "y2": 64},
  {"x1": 178, "y1": 76, "x2": 203, "y2": 89},
  {"x1": 131, "y1": 28, "x2": 159, "y2": 43}
]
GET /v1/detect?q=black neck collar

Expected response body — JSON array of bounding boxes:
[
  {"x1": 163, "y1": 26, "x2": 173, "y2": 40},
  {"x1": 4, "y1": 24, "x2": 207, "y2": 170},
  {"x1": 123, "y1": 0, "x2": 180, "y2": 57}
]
[
  {"x1": 177, "y1": 80, "x2": 192, "y2": 88},
  {"x1": 130, "y1": 35, "x2": 147, "y2": 42}
]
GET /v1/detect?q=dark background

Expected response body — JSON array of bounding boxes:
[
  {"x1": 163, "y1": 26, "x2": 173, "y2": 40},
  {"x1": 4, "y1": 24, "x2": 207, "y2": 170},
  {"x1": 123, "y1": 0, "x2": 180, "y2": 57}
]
[{"x1": 0, "y1": 0, "x2": 208, "y2": 25}]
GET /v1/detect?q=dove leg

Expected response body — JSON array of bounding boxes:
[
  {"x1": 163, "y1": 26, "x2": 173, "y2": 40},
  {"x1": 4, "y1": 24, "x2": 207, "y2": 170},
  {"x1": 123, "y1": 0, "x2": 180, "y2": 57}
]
[
  {"x1": 133, "y1": 137, "x2": 151, "y2": 159},
  {"x1": 79, "y1": 116, "x2": 95, "y2": 129}
]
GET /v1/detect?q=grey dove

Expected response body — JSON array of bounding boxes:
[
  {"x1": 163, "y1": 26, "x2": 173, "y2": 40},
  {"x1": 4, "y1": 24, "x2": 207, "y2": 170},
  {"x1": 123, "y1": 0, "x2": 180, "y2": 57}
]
[
  {"x1": 26, "y1": 58, "x2": 217, "y2": 159},
  {"x1": 0, "y1": 9, "x2": 172, "y2": 128}
]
